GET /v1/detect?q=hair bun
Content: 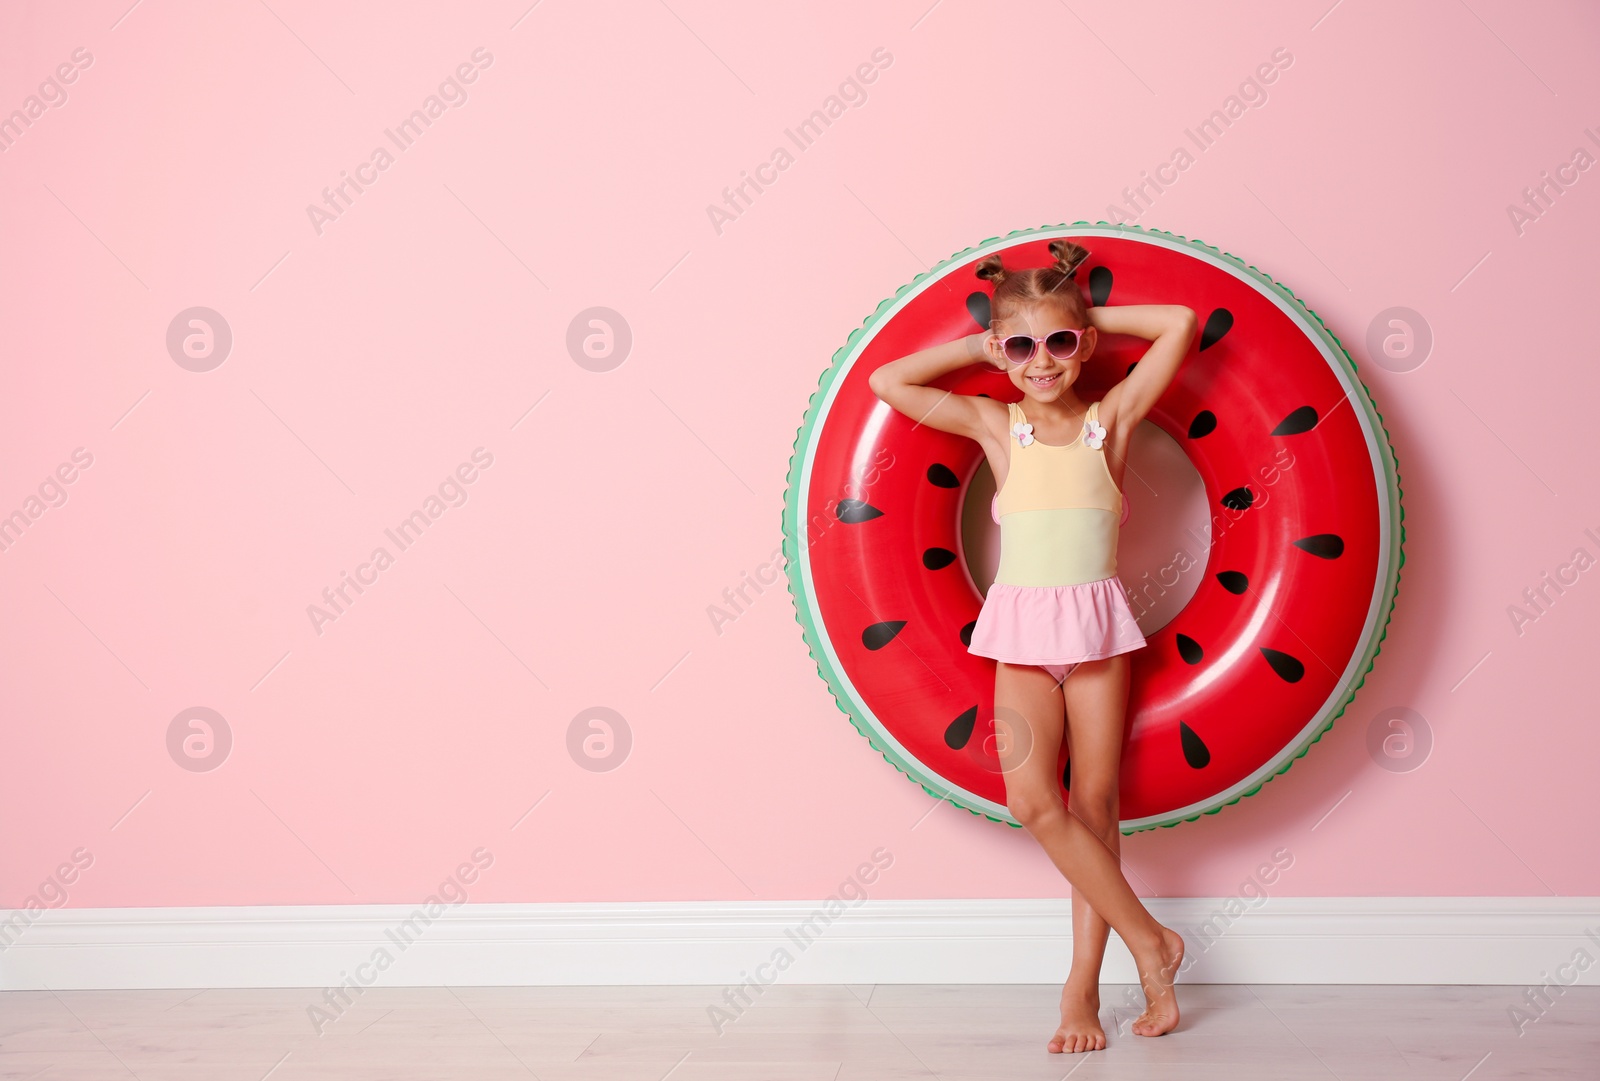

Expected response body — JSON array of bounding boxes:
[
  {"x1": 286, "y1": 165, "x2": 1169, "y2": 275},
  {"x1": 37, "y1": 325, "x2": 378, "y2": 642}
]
[
  {"x1": 973, "y1": 255, "x2": 1008, "y2": 285},
  {"x1": 1048, "y1": 239, "x2": 1091, "y2": 282}
]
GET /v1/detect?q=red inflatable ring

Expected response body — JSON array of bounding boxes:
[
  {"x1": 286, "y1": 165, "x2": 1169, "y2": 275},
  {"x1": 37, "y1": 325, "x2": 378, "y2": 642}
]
[{"x1": 782, "y1": 223, "x2": 1404, "y2": 832}]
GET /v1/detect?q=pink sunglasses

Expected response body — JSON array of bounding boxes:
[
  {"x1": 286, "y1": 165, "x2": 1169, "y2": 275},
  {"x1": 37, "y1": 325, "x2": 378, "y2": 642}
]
[{"x1": 997, "y1": 327, "x2": 1089, "y2": 366}]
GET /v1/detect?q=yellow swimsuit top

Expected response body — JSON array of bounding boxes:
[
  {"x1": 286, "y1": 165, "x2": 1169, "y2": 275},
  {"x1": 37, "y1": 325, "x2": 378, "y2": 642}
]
[{"x1": 993, "y1": 399, "x2": 1124, "y2": 587}]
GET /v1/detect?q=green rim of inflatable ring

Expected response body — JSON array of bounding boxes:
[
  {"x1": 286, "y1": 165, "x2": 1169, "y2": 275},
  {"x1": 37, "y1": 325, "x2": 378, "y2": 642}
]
[{"x1": 781, "y1": 220, "x2": 1405, "y2": 834}]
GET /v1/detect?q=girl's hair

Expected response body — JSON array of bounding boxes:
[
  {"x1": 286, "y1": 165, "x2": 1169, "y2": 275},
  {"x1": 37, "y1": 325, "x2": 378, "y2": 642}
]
[{"x1": 973, "y1": 240, "x2": 1092, "y2": 330}]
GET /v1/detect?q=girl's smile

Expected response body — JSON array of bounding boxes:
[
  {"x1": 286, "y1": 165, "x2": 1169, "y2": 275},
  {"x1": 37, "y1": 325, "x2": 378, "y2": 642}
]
[{"x1": 1016, "y1": 359, "x2": 1078, "y2": 404}]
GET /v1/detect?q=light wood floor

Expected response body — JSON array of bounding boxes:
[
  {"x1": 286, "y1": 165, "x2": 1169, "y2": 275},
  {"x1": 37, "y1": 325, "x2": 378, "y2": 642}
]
[{"x1": 4, "y1": 983, "x2": 1597, "y2": 1079}]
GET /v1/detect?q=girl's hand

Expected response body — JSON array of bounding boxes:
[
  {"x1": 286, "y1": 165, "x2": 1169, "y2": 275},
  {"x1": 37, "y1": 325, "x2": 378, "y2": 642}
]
[{"x1": 969, "y1": 330, "x2": 1003, "y2": 370}]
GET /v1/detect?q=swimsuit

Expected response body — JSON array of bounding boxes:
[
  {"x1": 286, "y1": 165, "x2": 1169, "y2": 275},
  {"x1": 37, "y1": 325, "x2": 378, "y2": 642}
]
[{"x1": 968, "y1": 399, "x2": 1148, "y2": 685}]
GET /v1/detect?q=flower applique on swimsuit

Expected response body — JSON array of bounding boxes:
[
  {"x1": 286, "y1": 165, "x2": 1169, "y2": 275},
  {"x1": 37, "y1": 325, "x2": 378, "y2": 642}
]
[
  {"x1": 1013, "y1": 412, "x2": 1104, "y2": 448},
  {"x1": 1082, "y1": 417, "x2": 1106, "y2": 450}
]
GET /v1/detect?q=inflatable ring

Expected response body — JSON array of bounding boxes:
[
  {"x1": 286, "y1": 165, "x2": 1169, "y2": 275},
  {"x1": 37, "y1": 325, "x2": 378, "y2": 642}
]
[{"x1": 782, "y1": 222, "x2": 1404, "y2": 832}]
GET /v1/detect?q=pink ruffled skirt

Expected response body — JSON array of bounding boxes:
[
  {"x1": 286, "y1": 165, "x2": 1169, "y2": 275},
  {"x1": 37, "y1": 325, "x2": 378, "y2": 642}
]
[{"x1": 967, "y1": 574, "x2": 1147, "y2": 666}]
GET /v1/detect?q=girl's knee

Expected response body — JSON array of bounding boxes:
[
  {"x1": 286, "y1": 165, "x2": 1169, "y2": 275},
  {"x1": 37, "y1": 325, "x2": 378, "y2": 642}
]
[
  {"x1": 1067, "y1": 789, "x2": 1119, "y2": 831},
  {"x1": 1007, "y1": 787, "x2": 1064, "y2": 827}
]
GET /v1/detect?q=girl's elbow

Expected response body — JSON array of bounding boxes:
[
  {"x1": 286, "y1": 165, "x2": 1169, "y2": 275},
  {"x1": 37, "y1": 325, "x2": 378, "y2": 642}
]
[{"x1": 1177, "y1": 307, "x2": 1200, "y2": 341}]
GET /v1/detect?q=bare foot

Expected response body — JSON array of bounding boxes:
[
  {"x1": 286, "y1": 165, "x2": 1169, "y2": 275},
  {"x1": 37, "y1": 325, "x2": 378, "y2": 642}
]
[
  {"x1": 1047, "y1": 980, "x2": 1105, "y2": 1054},
  {"x1": 1130, "y1": 925, "x2": 1185, "y2": 1037}
]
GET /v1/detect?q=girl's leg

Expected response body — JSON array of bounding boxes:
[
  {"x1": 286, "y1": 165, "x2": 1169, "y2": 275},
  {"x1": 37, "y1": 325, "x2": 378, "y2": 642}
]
[
  {"x1": 1055, "y1": 654, "x2": 1130, "y2": 1052},
  {"x1": 994, "y1": 661, "x2": 1183, "y2": 1042}
]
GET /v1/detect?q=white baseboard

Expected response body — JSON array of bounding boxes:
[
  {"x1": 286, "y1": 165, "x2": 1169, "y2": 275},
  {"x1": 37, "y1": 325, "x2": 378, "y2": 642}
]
[{"x1": 3, "y1": 897, "x2": 1598, "y2": 990}]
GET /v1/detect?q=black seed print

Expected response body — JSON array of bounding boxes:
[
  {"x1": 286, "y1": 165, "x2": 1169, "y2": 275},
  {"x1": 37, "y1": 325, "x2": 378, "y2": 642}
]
[
  {"x1": 1062, "y1": 756, "x2": 1072, "y2": 791},
  {"x1": 1260, "y1": 647, "x2": 1305, "y2": 683},
  {"x1": 1216, "y1": 570, "x2": 1249, "y2": 594},
  {"x1": 835, "y1": 499, "x2": 883, "y2": 523},
  {"x1": 1180, "y1": 722, "x2": 1211, "y2": 769},
  {"x1": 967, "y1": 291, "x2": 992, "y2": 330},
  {"x1": 1272, "y1": 405, "x2": 1318, "y2": 435},
  {"x1": 1089, "y1": 265, "x2": 1113, "y2": 307},
  {"x1": 1127, "y1": 361, "x2": 1139, "y2": 377},
  {"x1": 926, "y1": 463, "x2": 960, "y2": 488},
  {"x1": 923, "y1": 548, "x2": 957, "y2": 570},
  {"x1": 1200, "y1": 308, "x2": 1234, "y2": 351},
  {"x1": 1293, "y1": 534, "x2": 1345, "y2": 559},
  {"x1": 1189, "y1": 410, "x2": 1217, "y2": 438},
  {"x1": 1220, "y1": 486, "x2": 1254, "y2": 511},
  {"x1": 1176, "y1": 634, "x2": 1204, "y2": 664},
  {"x1": 960, "y1": 620, "x2": 976, "y2": 647},
  {"x1": 862, "y1": 621, "x2": 907, "y2": 650},
  {"x1": 945, "y1": 705, "x2": 978, "y2": 750}
]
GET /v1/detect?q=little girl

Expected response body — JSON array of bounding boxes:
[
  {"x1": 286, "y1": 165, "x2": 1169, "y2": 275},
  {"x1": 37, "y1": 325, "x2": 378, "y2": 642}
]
[{"x1": 869, "y1": 240, "x2": 1198, "y2": 1052}]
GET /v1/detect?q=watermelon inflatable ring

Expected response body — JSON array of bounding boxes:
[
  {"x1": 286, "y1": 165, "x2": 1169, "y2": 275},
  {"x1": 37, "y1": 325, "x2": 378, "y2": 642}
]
[{"x1": 782, "y1": 222, "x2": 1404, "y2": 832}]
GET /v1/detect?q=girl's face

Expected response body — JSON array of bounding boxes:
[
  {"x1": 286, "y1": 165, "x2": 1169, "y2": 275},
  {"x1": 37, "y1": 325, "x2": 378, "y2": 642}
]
[{"x1": 992, "y1": 301, "x2": 1096, "y2": 403}]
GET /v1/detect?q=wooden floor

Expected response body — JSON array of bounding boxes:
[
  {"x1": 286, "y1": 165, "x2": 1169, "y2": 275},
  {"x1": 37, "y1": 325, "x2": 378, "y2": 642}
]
[{"x1": 3, "y1": 983, "x2": 1597, "y2": 1079}]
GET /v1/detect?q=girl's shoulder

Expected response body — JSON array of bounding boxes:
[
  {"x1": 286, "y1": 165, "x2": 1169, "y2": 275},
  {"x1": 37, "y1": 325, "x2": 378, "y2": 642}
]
[{"x1": 966, "y1": 393, "x2": 1011, "y2": 444}]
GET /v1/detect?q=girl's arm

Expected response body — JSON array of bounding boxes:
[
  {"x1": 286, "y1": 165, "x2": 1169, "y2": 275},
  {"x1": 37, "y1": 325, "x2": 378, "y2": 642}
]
[
  {"x1": 1094, "y1": 304, "x2": 1198, "y2": 431},
  {"x1": 868, "y1": 331, "x2": 998, "y2": 441}
]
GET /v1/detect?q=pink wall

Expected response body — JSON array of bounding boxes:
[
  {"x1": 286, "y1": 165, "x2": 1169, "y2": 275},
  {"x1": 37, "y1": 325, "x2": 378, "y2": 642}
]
[{"x1": 3, "y1": 0, "x2": 1597, "y2": 910}]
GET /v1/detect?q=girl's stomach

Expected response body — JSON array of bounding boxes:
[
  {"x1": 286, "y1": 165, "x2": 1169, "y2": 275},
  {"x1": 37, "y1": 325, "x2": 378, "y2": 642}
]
[{"x1": 993, "y1": 508, "x2": 1120, "y2": 587}]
